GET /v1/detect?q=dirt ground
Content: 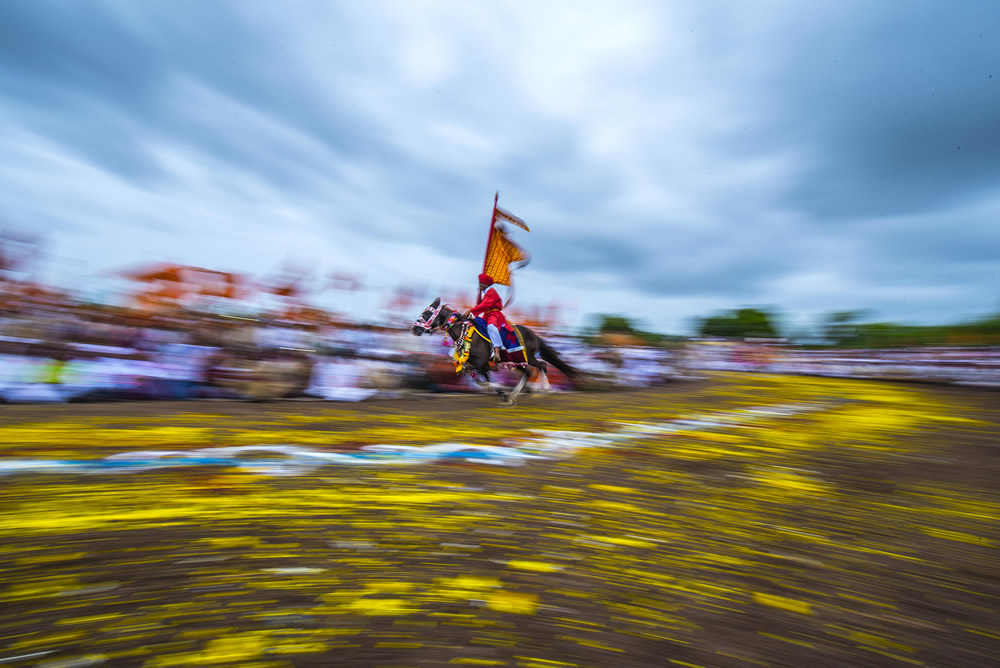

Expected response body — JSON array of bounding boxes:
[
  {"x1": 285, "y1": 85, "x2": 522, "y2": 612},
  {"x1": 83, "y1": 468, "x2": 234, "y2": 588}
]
[{"x1": 1, "y1": 374, "x2": 998, "y2": 667}]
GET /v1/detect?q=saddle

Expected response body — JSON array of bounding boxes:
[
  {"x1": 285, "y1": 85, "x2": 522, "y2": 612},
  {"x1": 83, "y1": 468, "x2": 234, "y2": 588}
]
[{"x1": 470, "y1": 318, "x2": 527, "y2": 365}]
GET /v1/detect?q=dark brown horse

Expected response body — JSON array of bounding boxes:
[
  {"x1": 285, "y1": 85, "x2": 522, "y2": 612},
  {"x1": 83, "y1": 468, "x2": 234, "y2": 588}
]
[{"x1": 412, "y1": 298, "x2": 576, "y2": 404}]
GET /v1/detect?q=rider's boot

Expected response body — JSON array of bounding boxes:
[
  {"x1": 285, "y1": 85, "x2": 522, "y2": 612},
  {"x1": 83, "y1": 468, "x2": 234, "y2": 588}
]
[{"x1": 491, "y1": 346, "x2": 503, "y2": 369}]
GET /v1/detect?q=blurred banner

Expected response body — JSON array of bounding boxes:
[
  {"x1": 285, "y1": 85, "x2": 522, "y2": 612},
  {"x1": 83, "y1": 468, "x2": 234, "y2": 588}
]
[{"x1": 482, "y1": 194, "x2": 530, "y2": 288}]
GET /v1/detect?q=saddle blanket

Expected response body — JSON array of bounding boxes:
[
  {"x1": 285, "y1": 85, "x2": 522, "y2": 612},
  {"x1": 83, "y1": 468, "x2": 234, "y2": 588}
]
[
  {"x1": 471, "y1": 318, "x2": 526, "y2": 364},
  {"x1": 472, "y1": 317, "x2": 523, "y2": 352}
]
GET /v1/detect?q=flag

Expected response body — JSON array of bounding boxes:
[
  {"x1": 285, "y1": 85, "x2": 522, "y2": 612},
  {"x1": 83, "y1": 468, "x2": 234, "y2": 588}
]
[
  {"x1": 495, "y1": 207, "x2": 530, "y2": 232},
  {"x1": 482, "y1": 196, "x2": 530, "y2": 287},
  {"x1": 483, "y1": 223, "x2": 529, "y2": 286}
]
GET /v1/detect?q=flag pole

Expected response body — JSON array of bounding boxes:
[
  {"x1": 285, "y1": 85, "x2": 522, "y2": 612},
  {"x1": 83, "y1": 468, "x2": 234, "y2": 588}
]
[{"x1": 478, "y1": 191, "x2": 499, "y2": 304}]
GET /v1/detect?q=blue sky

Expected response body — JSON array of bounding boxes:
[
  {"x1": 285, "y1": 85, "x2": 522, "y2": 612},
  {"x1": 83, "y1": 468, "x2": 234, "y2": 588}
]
[{"x1": 1, "y1": 1, "x2": 998, "y2": 332}]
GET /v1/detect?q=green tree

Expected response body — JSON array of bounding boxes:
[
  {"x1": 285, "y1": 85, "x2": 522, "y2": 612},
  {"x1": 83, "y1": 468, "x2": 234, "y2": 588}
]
[
  {"x1": 597, "y1": 314, "x2": 637, "y2": 334},
  {"x1": 698, "y1": 308, "x2": 779, "y2": 339},
  {"x1": 821, "y1": 310, "x2": 872, "y2": 346},
  {"x1": 586, "y1": 314, "x2": 676, "y2": 346}
]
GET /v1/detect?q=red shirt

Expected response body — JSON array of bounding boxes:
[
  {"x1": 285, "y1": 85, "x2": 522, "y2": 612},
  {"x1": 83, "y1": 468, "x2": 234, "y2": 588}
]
[{"x1": 470, "y1": 287, "x2": 502, "y2": 316}]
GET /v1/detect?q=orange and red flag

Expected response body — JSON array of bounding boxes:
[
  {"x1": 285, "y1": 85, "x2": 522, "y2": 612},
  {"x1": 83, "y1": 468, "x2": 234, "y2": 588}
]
[{"x1": 482, "y1": 194, "x2": 530, "y2": 287}]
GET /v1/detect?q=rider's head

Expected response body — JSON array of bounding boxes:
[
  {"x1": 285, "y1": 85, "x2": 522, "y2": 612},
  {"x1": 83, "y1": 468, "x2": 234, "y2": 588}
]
[{"x1": 478, "y1": 273, "x2": 494, "y2": 290}]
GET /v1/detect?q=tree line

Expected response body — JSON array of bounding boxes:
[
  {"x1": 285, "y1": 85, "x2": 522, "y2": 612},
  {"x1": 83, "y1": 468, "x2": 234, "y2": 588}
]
[
  {"x1": 696, "y1": 308, "x2": 1000, "y2": 347},
  {"x1": 587, "y1": 308, "x2": 1000, "y2": 348}
]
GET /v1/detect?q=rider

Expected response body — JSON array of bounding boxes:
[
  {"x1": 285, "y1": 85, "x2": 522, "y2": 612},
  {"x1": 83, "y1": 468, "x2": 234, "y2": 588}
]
[{"x1": 466, "y1": 273, "x2": 507, "y2": 364}]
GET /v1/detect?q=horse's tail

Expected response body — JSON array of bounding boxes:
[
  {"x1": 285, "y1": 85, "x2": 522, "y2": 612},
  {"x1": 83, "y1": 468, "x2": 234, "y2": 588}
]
[{"x1": 537, "y1": 337, "x2": 578, "y2": 379}]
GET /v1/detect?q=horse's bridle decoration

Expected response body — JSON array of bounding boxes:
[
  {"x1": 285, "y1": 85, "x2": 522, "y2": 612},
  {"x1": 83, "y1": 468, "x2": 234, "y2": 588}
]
[
  {"x1": 414, "y1": 303, "x2": 484, "y2": 375},
  {"x1": 412, "y1": 303, "x2": 444, "y2": 333},
  {"x1": 413, "y1": 304, "x2": 462, "y2": 334}
]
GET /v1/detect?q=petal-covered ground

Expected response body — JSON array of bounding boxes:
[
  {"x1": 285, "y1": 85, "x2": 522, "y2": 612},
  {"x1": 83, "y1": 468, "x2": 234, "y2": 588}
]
[{"x1": 1, "y1": 374, "x2": 998, "y2": 667}]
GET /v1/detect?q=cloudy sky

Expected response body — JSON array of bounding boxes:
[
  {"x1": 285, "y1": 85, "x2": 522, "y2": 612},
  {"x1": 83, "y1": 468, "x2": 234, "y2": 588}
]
[{"x1": 1, "y1": 0, "x2": 998, "y2": 333}]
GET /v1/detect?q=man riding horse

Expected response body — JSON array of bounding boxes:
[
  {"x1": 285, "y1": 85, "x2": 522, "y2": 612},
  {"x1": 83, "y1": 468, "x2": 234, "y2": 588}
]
[
  {"x1": 465, "y1": 273, "x2": 507, "y2": 365},
  {"x1": 410, "y1": 193, "x2": 577, "y2": 404},
  {"x1": 411, "y1": 292, "x2": 576, "y2": 405}
]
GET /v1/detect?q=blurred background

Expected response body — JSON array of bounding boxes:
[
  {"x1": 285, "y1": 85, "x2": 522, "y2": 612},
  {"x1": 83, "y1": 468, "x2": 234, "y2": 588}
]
[
  {"x1": 2, "y1": 0, "x2": 999, "y2": 362},
  {"x1": 3, "y1": 4, "x2": 1000, "y2": 666},
  {"x1": 1, "y1": 228, "x2": 998, "y2": 403}
]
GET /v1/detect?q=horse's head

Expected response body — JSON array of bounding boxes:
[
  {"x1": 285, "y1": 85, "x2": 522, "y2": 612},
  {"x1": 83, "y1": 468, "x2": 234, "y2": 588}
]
[{"x1": 411, "y1": 297, "x2": 443, "y2": 336}]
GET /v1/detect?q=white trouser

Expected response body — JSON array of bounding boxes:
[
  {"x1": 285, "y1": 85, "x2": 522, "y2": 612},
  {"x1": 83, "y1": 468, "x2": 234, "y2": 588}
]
[{"x1": 486, "y1": 324, "x2": 503, "y2": 349}]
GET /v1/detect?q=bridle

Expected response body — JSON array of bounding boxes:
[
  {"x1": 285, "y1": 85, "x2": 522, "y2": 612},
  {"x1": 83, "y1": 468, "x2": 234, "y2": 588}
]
[{"x1": 413, "y1": 304, "x2": 463, "y2": 334}]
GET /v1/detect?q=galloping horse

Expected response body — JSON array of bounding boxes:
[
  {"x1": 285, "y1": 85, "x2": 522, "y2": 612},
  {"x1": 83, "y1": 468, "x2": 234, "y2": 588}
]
[{"x1": 412, "y1": 298, "x2": 576, "y2": 405}]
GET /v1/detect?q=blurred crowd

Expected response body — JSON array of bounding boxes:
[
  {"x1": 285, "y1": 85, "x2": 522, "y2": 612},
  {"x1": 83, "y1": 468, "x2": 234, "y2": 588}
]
[
  {"x1": 0, "y1": 301, "x2": 686, "y2": 404},
  {"x1": 2, "y1": 293, "x2": 998, "y2": 404},
  {"x1": 688, "y1": 342, "x2": 1000, "y2": 388}
]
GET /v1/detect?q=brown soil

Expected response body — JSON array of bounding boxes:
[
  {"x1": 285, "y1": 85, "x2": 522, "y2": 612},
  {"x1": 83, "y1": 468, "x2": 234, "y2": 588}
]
[{"x1": 1, "y1": 376, "x2": 998, "y2": 667}]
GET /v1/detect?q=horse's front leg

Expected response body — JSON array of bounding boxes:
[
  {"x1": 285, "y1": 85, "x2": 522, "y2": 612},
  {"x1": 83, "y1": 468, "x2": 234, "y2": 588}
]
[
  {"x1": 470, "y1": 369, "x2": 507, "y2": 402},
  {"x1": 505, "y1": 368, "x2": 531, "y2": 406}
]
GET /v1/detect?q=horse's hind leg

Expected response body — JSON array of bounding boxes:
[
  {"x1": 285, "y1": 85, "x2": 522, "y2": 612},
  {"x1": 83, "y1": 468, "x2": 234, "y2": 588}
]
[{"x1": 529, "y1": 360, "x2": 551, "y2": 394}]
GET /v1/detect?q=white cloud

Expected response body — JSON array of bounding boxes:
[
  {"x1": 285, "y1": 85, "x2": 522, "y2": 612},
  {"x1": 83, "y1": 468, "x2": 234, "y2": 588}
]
[{"x1": 1, "y1": 0, "x2": 998, "y2": 334}]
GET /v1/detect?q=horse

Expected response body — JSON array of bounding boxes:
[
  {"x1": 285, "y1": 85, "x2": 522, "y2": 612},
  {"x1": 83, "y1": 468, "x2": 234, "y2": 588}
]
[{"x1": 411, "y1": 298, "x2": 577, "y2": 405}]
